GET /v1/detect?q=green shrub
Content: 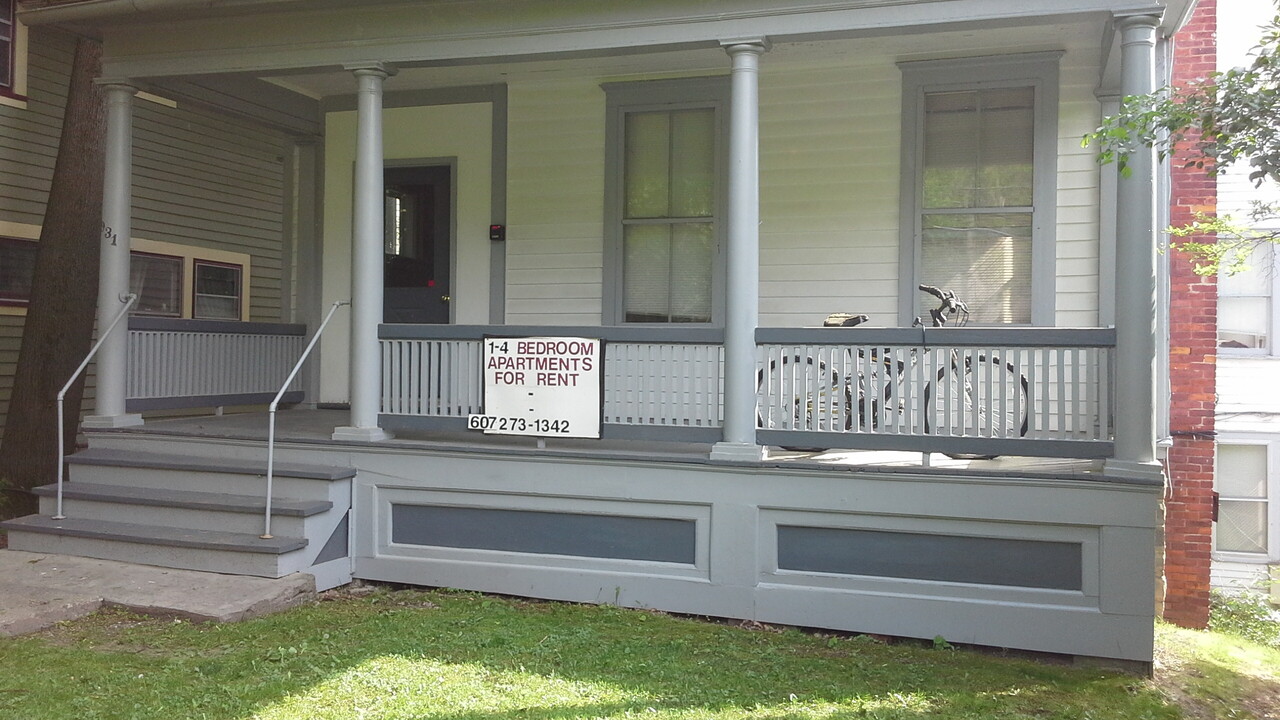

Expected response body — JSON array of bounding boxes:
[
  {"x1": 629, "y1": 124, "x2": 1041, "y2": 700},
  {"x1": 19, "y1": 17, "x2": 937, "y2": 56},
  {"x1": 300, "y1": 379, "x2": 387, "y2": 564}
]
[{"x1": 1209, "y1": 588, "x2": 1280, "y2": 649}]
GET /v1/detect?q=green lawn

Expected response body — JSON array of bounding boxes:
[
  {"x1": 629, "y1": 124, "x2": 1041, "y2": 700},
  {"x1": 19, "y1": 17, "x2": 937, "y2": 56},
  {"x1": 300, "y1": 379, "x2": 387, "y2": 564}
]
[{"x1": 0, "y1": 586, "x2": 1276, "y2": 720}]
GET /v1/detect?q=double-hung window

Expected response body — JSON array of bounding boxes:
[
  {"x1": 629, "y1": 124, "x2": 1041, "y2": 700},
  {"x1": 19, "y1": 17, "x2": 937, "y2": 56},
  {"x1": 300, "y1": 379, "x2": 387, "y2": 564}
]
[
  {"x1": 0, "y1": 0, "x2": 14, "y2": 93},
  {"x1": 0, "y1": 236, "x2": 36, "y2": 305},
  {"x1": 1218, "y1": 243, "x2": 1276, "y2": 353},
  {"x1": 1215, "y1": 442, "x2": 1276, "y2": 562},
  {"x1": 898, "y1": 54, "x2": 1059, "y2": 326},
  {"x1": 603, "y1": 77, "x2": 727, "y2": 325}
]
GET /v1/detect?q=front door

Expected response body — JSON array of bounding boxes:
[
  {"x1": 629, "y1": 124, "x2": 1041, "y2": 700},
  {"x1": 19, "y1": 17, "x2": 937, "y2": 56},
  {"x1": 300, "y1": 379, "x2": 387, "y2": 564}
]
[{"x1": 384, "y1": 164, "x2": 452, "y2": 323}]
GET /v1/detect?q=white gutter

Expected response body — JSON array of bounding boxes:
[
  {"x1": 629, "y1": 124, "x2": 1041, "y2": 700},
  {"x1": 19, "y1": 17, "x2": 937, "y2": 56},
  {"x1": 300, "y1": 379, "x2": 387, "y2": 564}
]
[{"x1": 18, "y1": 0, "x2": 308, "y2": 25}]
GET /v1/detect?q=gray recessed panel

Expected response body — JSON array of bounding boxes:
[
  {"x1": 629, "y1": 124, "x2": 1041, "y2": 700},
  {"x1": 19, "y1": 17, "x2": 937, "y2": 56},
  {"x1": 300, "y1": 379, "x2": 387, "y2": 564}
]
[
  {"x1": 391, "y1": 504, "x2": 696, "y2": 564},
  {"x1": 777, "y1": 526, "x2": 1082, "y2": 591}
]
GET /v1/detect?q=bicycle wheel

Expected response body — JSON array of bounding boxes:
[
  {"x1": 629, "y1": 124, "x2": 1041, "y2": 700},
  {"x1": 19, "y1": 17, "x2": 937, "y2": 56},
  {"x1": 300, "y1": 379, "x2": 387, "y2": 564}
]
[
  {"x1": 924, "y1": 352, "x2": 1029, "y2": 443},
  {"x1": 756, "y1": 354, "x2": 849, "y2": 435}
]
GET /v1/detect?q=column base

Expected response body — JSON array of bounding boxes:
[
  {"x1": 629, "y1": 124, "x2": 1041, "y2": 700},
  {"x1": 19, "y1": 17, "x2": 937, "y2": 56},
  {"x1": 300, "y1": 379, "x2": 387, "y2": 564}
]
[
  {"x1": 82, "y1": 413, "x2": 144, "y2": 429},
  {"x1": 709, "y1": 441, "x2": 766, "y2": 463},
  {"x1": 331, "y1": 425, "x2": 394, "y2": 443},
  {"x1": 1102, "y1": 458, "x2": 1166, "y2": 484}
]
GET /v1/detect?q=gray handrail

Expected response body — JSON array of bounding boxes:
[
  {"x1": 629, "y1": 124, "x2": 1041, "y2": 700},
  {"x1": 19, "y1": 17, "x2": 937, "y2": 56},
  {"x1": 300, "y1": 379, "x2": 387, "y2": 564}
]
[
  {"x1": 54, "y1": 293, "x2": 138, "y2": 520},
  {"x1": 262, "y1": 300, "x2": 349, "y2": 539}
]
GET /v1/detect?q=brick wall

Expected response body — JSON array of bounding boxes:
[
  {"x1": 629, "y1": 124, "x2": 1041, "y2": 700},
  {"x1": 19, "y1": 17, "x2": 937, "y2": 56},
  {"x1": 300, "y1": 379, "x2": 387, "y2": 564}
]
[{"x1": 1163, "y1": 0, "x2": 1218, "y2": 629}]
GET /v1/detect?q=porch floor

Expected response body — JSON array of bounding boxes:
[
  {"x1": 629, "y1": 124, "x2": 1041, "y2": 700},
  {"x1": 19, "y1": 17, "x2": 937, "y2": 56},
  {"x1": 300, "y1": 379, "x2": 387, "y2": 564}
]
[{"x1": 103, "y1": 408, "x2": 1114, "y2": 482}]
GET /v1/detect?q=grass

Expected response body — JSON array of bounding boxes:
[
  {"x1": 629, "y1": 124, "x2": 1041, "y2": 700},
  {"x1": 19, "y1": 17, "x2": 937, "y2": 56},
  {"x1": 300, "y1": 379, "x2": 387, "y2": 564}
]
[{"x1": 0, "y1": 585, "x2": 1275, "y2": 720}]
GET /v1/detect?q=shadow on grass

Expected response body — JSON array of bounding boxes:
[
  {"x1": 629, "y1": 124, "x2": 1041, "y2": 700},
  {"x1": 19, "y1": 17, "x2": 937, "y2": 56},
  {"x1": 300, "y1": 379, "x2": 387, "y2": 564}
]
[{"x1": 0, "y1": 588, "x2": 1176, "y2": 720}]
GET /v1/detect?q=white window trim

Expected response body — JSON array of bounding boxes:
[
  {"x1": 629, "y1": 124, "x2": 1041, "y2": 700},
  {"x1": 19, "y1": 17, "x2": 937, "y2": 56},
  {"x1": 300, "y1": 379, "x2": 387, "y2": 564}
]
[
  {"x1": 1217, "y1": 241, "x2": 1278, "y2": 357},
  {"x1": 601, "y1": 75, "x2": 729, "y2": 326},
  {"x1": 896, "y1": 52, "x2": 1061, "y2": 327},
  {"x1": 1214, "y1": 436, "x2": 1280, "y2": 564}
]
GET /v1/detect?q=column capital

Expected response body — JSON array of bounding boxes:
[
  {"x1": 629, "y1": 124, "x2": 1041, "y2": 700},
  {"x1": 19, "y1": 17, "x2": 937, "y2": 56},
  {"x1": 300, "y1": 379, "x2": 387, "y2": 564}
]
[
  {"x1": 344, "y1": 62, "x2": 398, "y2": 78},
  {"x1": 720, "y1": 37, "x2": 771, "y2": 54},
  {"x1": 95, "y1": 79, "x2": 139, "y2": 94},
  {"x1": 1114, "y1": 11, "x2": 1163, "y2": 35}
]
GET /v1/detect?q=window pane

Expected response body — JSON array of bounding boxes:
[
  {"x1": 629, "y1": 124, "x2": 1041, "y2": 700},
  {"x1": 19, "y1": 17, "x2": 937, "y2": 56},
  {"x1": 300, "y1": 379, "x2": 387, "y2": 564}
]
[
  {"x1": 129, "y1": 253, "x2": 182, "y2": 316},
  {"x1": 669, "y1": 109, "x2": 715, "y2": 218},
  {"x1": 1219, "y1": 296, "x2": 1269, "y2": 349},
  {"x1": 624, "y1": 225, "x2": 671, "y2": 322},
  {"x1": 923, "y1": 87, "x2": 1033, "y2": 209},
  {"x1": 669, "y1": 223, "x2": 713, "y2": 323},
  {"x1": 0, "y1": 0, "x2": 11, "y2": 90},
  {"x1": 1218, "y1": 444, "x2": 1268, "y2": 498},
  {"x1": 193, "y1": 263, "x2": 241, "y2": 320},
  {"x1": 920, "y1": 213, "x2": 1032, "y2": 323},
  {"x1": 0, "y1": 238, "x2": 36, "y2": 301},
  {"x1": 1217, "y1": 500, "x2": 1268, "y2": 554},
  {"x1": 625, "y1": 112, "x2": 671, "y2": 219}
]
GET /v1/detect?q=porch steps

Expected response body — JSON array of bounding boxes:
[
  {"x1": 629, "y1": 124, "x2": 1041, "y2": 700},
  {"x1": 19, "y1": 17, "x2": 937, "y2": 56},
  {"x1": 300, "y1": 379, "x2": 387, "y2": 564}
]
[
  {"x1": 1, "y1": 516, "x2": 306, "y2": 577},
  {"x1": 28, "y1": 482, "x2": 331, "y2": 536},
  {"x1": 1, "y1": 448, "x2": 357, "y2": 588}
]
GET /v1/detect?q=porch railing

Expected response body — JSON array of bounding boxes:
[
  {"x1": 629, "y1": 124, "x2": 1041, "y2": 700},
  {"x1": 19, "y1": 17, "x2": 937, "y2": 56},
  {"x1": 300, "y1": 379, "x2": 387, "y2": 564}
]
[
  {"x1": 756, "y1": 327, "x2": 1115, "y2": 458},
  {"x1": 378, "y1": 324, "x2": 1114, "y2": 458},
  {"x1": 126, "y1": 317, "x2": 308, "y2": 412},
  {"x1": 379, "y1": 324, "x2": 1114, "y2": 458},
  {"x1": 379, "y1": 325, "x2": 725, "y2": 442}
]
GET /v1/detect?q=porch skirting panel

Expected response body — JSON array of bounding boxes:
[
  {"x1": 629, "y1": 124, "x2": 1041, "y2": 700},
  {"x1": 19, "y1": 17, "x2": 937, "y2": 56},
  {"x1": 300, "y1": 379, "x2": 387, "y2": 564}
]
[{"x1": 345, "y1": 447, "x2": 1158, "y2": 662}]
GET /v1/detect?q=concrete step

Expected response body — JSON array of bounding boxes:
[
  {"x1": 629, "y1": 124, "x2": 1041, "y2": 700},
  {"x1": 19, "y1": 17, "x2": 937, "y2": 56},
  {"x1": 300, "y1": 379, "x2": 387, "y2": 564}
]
[
  {"x1": 0, "y1": 515, "x2": 308, "y2": 578},
  {"x1": 66, "y1": 448, "x2": 355, "y2": 499},
  {"x1": 32, "y1": 483, "x2": 330, "y2": 536}
]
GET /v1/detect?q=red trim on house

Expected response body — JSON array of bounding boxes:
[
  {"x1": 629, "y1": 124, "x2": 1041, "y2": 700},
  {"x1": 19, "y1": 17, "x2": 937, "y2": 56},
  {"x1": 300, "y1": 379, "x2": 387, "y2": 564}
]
[{"x1": 1163, "y1": 0, "x2": 1218, "y2": 629}]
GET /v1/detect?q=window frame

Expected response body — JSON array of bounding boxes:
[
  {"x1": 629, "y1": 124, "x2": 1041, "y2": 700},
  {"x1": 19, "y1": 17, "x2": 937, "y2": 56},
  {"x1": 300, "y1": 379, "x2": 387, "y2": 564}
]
[
  {"x1": 897, "y1": 52, "x2": 1060, "y2": 327},
  {"x1": 0, "y1": 235, "x2": 36, "y2": 306},
  {"x1": 1214, "y1": 438, "x2": 1279, "y2": 563},
  {"x1": 1217, "y1": 241, "x2": 1278, "y2": 357},
  {"x1": 192, "y1": 259, "x2": 244, "y2": 321},
  {"x1": 129, "y1": 250, "x2": 184, "y2": 318},
  {"x1": 602, "y1": 76, "x2": 730, "y2": 326}
]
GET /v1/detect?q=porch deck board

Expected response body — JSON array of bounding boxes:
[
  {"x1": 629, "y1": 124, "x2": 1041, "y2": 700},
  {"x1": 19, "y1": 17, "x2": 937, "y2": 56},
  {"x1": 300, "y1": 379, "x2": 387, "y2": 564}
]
[{"x1": 104, "y1": 408, "x2": 1112, "y2": 482}]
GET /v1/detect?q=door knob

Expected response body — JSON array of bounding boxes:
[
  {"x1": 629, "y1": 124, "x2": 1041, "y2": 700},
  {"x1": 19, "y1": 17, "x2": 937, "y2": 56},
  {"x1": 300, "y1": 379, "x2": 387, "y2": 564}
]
[{"x1": 441, "y1": 295, "x2": 451, "y2": 303}]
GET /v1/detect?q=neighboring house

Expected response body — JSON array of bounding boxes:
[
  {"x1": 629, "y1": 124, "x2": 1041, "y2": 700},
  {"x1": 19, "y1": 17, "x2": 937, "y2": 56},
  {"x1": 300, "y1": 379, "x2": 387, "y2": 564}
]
[
  {"x1": 1208, "y1": 0, "x2": 1280, "y2": 603},
  {"x1": 0, "y1": 10, "x2": 316, "y2": 438},
  {"x1": 1, "y1": 0, "x2": 1200, "y2": 665},
  {"x1": 1164, "y1": 0, "x2": 1280, "y2": 629}
]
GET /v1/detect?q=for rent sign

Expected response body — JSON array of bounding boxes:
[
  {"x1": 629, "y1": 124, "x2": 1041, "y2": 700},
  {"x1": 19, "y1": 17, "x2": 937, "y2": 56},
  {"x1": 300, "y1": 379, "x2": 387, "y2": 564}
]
[{"x1": 470, "y1": 336, "x2": 603, "y2": 438}]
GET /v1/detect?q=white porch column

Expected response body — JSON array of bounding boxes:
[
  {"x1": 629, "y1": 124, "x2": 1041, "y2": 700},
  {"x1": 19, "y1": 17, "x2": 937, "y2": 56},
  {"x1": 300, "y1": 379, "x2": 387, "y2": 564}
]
[
  {"x1": 1105, "y1": 13, "x2": 1163, "y2": 480},
  {"x1": 711, "y1": 39, "x2": 769, "y2": 463},
  {"x1": 84, "y1": 82, "x2": 143, "y2": 429},
  {"x1": 333, "y1": 63, "x2": 396, "y2": 442}
]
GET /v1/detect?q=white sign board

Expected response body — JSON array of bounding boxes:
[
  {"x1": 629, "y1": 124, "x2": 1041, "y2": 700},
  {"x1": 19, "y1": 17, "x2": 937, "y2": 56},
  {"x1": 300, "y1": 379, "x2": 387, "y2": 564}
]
[{"x1": 469, "y1": 336, "x2": 603, "y2": 438}]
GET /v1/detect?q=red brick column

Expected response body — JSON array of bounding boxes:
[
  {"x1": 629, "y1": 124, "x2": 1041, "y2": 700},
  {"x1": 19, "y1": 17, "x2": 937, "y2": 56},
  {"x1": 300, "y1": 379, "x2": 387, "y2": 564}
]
[{"x1": 1163, "y1": 0, "x2": 1217, "y2": 629}]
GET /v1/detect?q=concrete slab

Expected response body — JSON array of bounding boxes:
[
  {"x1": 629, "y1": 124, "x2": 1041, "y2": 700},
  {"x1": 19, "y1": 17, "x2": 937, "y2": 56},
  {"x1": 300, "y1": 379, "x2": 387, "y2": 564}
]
[{"x1": 0, "y1": 549, "x2": 317, "y2": 636}]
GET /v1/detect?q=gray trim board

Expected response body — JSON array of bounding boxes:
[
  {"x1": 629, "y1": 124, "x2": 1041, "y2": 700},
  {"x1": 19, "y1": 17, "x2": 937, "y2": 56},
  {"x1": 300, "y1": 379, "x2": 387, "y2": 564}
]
[
  {"x1": 379, "y1": 414, "x2": 722, "y2": 443},
  {"x1": 757, "y1": 429, "x2": 1115, "y2": 460},
  {"x1": 897, "y1": 52, "x2": 1062, "y2": 327},
  {"x1": 757, "y1": 326, "x2": 1115, "y2": 347},
  {"x1": 127, "y1": 391, "x2": 304, "y2": 412},
  {"x1": 128, "y1": 317, "x2": 307, "y2": 335},
  {"x1": 490, "y1": 84, "x2": 508, "y2": 324},
  {"x1": 320, "y1": 84, "x2": 506, "y2": 114},
  {"x1": 380, "y1": 324, "x2": 724, "y2": 343}
]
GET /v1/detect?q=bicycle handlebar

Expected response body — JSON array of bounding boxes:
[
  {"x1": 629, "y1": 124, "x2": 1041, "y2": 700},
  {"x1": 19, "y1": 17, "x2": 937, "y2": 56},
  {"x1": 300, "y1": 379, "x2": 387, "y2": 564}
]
[{"x1": 916, "y1": 284, "x2": 969, "y2": 327}]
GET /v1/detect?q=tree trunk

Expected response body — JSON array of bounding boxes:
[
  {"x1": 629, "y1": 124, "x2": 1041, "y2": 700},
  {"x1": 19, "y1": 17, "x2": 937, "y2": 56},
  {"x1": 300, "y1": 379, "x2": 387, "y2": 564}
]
[{"x1": 0, "y1": 36, "x2": 106, "y2": 519}]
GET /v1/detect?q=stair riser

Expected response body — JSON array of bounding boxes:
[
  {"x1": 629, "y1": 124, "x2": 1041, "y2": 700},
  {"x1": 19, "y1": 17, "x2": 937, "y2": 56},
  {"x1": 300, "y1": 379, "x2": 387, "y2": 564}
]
[
  {"x1": 86, "y1": 434, "x2": 332, "y2": 468},
  {"x1": 4, "y1": 530, "x2": 304, "y2": 578},
  {"x1": 37, "y1": 496, "x2": 311, "y2": 536},
  {"x1": 68, "y1": 465, "x2": 335, "y2": 500}
]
